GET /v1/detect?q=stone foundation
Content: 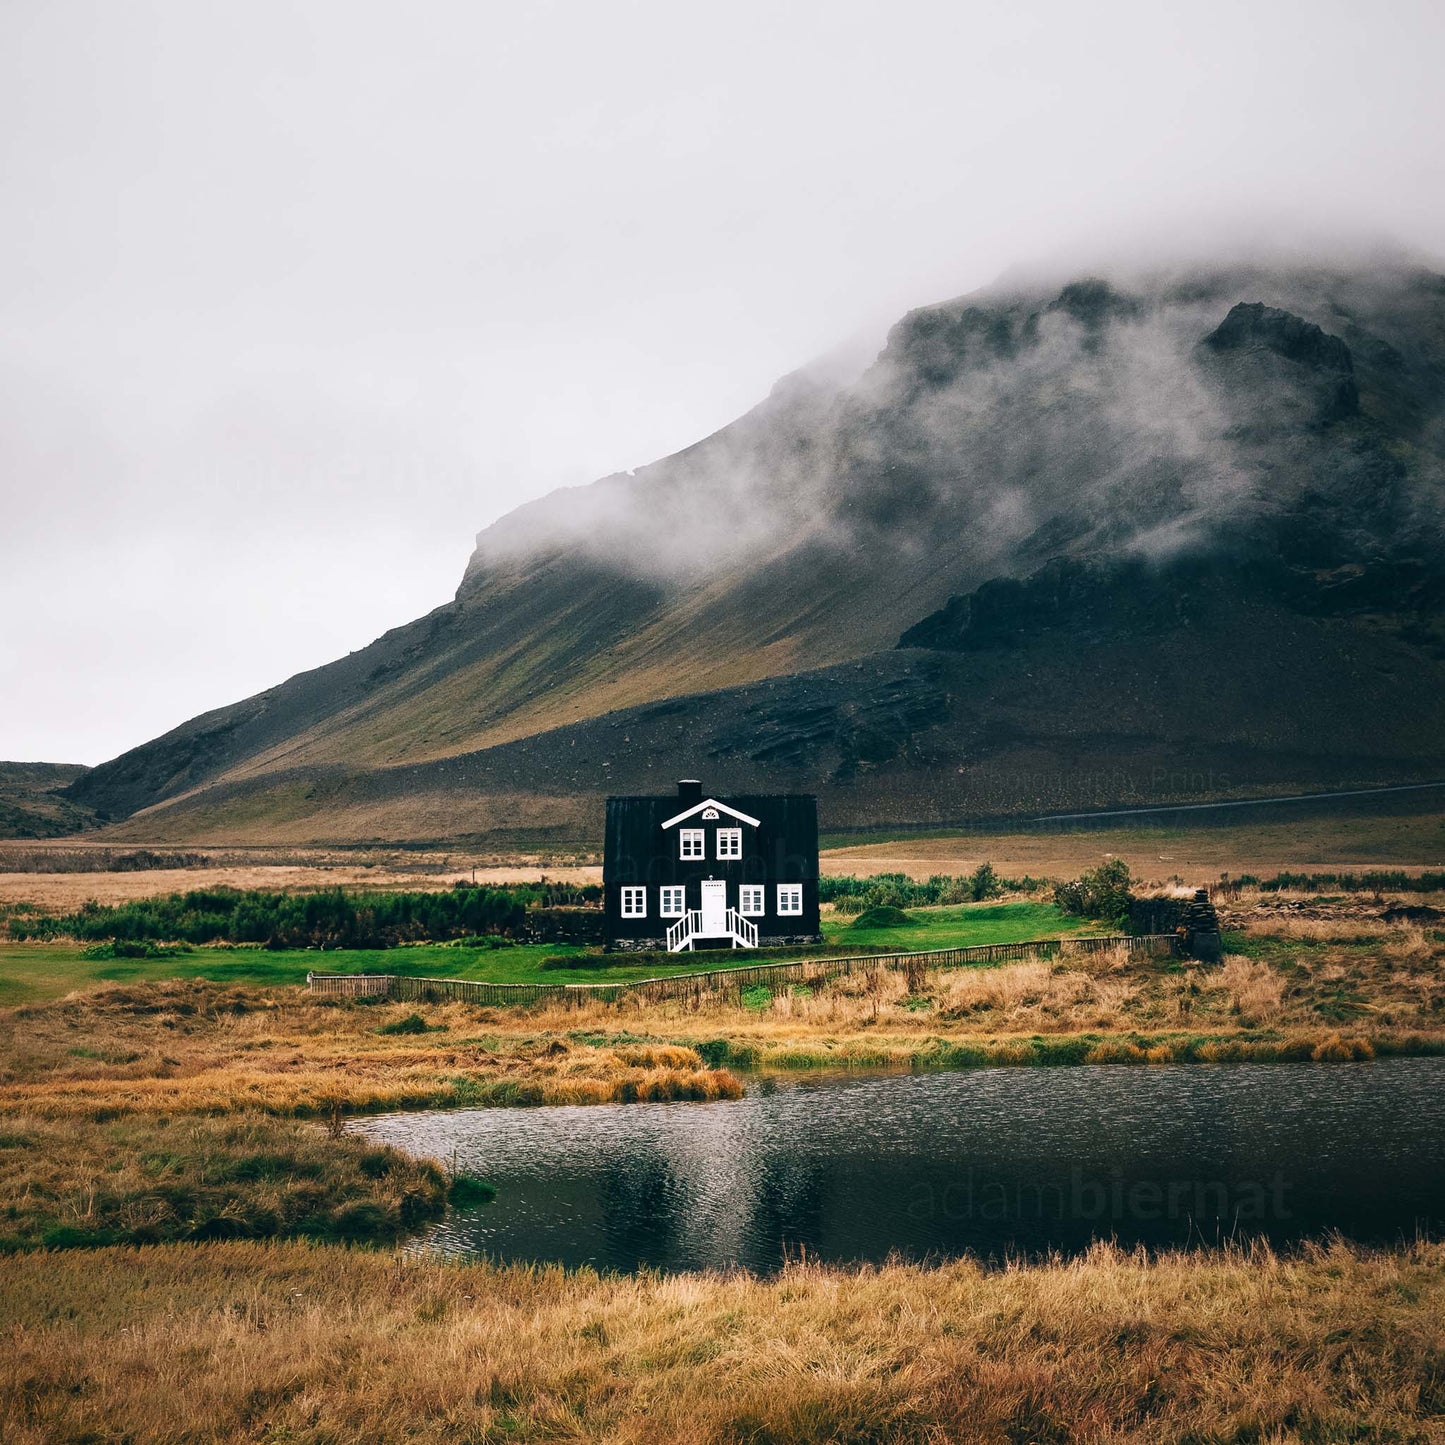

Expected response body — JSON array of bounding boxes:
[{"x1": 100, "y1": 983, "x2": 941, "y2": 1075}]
[{"x1": 607, "y1": 933, "x2": 824, "y2": 954}]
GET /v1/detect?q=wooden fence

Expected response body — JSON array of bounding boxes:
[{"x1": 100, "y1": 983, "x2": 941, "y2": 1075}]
[
  {"x1": 307, "y1": 932, "x2": 1178, "y2": 1008},
  {"x1": 306, "y1": 972, "x2": 393, "y2": 998}
]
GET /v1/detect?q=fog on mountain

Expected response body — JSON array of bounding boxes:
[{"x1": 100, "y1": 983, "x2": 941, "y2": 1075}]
[{"x1": 63, "y1": 252, "x2": 1445, "y2": 845}]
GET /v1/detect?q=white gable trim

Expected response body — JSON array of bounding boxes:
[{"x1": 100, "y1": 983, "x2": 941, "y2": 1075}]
[{"x1": 661, "y1": 797, "x2": 762, "y2": 830}]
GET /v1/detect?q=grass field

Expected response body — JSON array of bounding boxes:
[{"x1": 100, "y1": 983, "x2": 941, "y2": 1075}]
[
  {"x1": 822, "y1": 807, "x2": 1445, "y2": 881},
  {"x1": 0, "y1": 885, "x2": 1442, "y2": 1442},
  {"x1": 0, "y1": 1113, "x2": 452, "y2": 1251},
  {"x1": 821, "y1": 899, "x2": 1093, "y2": 950},
  {"x1": 1, "y1": 824, "x2": 1440, "y2": 1442},
  {"x1": 5, "y1": 894, "x2": 1442, "y2": 1123},
  {"x1": 0, "y1": 900, "x2": 1092, "y2": 1005},
  {"x1": 0, "y1": 860, "x2": 603, "y2": 909},
  {"x1": 0, "y1": 941, "x2": 578, "y2": 1007},
  {"x1": 4, "y1": 1238, "x2": 1444, "y2": 1443},
  {"x1": 6, "y1": 801, "x2": 1440, "y2": 912}
]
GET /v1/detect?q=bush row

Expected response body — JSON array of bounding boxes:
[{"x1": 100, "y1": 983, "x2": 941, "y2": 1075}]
[
  {"x1": 1224, "y1": 870, "x2": 1445, "y2": 894},
  {"x1": 819, "y1": 866, "x2": 1046, "y2": 914},
  {"x1": 7, "y1": 882, "x2": 602, "y2": 950}
]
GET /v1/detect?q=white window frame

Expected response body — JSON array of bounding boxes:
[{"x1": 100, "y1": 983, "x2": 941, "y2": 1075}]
[
  {"x1": 659, "y1": 885, "x2": 686, "y2": 918},
  {"x1": 620, "y1": 886, "x2": 647, "y2": 918},
  {"x1": 739, "y1": 884, "x2": 765, "y2": 917},
  {"x1": 777, "y1": 883, "x2": 803, "y2": 916},
  {"x1": 716, "y1": 827, "x2": 742, "y2": 860},
  {"x1": 679, "y1": 828, "x2": 705, "y2": 860}
]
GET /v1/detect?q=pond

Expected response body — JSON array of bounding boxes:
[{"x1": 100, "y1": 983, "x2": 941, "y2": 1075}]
[{"x1": 354, "y1": 1059, "x2": 1445, "y2": 1273}]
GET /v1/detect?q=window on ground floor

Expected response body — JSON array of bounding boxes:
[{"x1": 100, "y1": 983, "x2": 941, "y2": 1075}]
[
  {"x1": 777, "y1": 883, "x2": 803, "y2": 916},
  {"x1": 620, "y1": 886, "x2": 647, "y2": 918},
  {"x1": 660, "y1": 885, "x2": 686, "y2": 917},
  {"x1": 739, "y1": 884, "x2": 765, "y2": 916}
]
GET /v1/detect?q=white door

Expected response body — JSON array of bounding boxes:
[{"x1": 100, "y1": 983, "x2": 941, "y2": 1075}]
[{"x1": 700, "y1": 879, "x2": 727, "y2": 935}]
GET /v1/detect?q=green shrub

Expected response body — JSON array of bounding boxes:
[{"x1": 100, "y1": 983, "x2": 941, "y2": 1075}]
[
  {"x1": 79, "y1": 940, "x2": 192, "y2": 960},
  {"x1": 969, "y1": 862, "x2": 1002, "y2": 901},
  {"x1": 1054, "y1": 859, "x2": 1134, "y2": 925},
  {"x1": 376, "y1": 1012, "x2": 442, "y2": 1036}
]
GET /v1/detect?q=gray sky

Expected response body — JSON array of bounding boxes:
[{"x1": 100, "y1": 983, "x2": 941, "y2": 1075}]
[{"x1": 3, "y1": 0, "x2": 1443, "y2": 765}]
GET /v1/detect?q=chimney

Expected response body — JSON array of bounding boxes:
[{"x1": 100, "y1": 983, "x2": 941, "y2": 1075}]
[{"x1": 677, "y1": 779, "x2": 703, "y2": 807}]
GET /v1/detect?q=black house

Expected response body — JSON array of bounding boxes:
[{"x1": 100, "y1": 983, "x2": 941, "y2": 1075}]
[{"x1": 603, "y1": 779, "x2": 823, "y2": 952}]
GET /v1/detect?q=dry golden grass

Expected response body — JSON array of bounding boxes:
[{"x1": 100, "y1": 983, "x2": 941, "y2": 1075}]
[
  {"x1": 1218, "y1": 955, "x2": 1287, "y2": 1024},
  {"x1": 824, "y1": 810, "x2": 1445, "y2": 883},
  {"x1": 0, "y1": 911, "x2": 1442, "y2": 1441},
  {"x1": 0, "y1": 862, "x2": 601, "y2": 909},
  {"x1": 3, "y1": 1238, "x2": 1444, "y2": 1443},
  {"x1": 0, "y1": 1113, "x2": 448, "y2": 1249},
  {"x1": 4, "y1": 908, "x2": 1442, "y2": 1121},
  {"x1": 0, "y1": 985, "x2": 740, "y2": 1250},
  {"x1": 0, "y1": 982, "x2": 743, "y2": 1119},
  {"x1": 1242, "y1": 914, "x2": 1398, "y2": 942},
  {"x1": 0, "y1": 904, "x2": 1439, "y2": 1264}
]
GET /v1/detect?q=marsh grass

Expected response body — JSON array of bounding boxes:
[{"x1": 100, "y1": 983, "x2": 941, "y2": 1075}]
[
  {"x1": 3, "y1": 1238, "x2": 1444, "y2": 1443},
  {"x1": 1248, "y1": 915, "x2": 1400, "y2": 942},
  {"x1": 0, "y1": 980, "x2": 744, "y2": 1119},
  {"x1": 3, "y1": 902, "x2": 1443, "y2": 1124},
  {"x1": 0, "y1": 898, "x2": 1439, "y2": 1256},
  {"x1": 0, "y1": 905, "x2": 1443, "y2": 1442},
  {"x1": 1218, "y1": 954, "x2": 1287, "y2": 1024},
  {"x1": 0, "y1": 1113, "x2": 447, "y2": 1250}
]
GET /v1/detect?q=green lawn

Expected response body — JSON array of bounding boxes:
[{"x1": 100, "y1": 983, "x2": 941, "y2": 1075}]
[
  {"x1": 0, "y1": 901, "x2": 1097, "y2": 1005},
  {"x1": 821, "y1": 900, "x2": 1097, "y2": 951},
  {"x1": 0, "y1": 941, "x2": 709, "y2": 1006}
]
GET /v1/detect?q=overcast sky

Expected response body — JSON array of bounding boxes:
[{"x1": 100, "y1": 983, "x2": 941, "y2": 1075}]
[{"x1": 2, "y1": 0, "x2": 1443, "y2": 765}]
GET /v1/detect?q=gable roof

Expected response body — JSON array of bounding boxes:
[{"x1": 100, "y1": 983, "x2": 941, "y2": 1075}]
[{"x1": 660, "y1": 797, "x2": 763, "y2": 830}]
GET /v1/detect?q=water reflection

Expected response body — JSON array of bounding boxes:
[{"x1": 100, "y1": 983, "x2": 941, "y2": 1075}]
[
  {"x1": 750, "y1": 1157, "x2": 829, "y2": 1262},
  {"x1": 354, "y1": 1059, "x2": 1445, "y2": 1273},
  {"x1": 597, "y1": 1149, "x2": 679, "y2": 1262}
]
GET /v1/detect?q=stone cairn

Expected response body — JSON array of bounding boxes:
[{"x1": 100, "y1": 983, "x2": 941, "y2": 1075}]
[{"x1": 1180, "y1": 887, "x2": 1222, "y2": 963}]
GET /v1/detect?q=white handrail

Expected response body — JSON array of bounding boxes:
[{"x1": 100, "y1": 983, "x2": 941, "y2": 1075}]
[
  {"x1": 726, "y1": 908, "x2": 758, "y2": 948},
  {"x1": 665, "y1": 904, "x2": 758, "y2": 952},
  {"x1": 666, "y1": 909, "x2": 702, "y2": 952}
]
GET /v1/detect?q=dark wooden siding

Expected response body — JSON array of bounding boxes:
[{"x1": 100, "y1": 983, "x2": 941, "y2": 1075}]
[{"x1": 603, "y1": 790, "x2": 820, "y2": 948}]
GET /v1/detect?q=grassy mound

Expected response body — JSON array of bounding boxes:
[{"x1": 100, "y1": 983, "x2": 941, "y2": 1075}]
[
  {"x1": 849, "y1": 905, "x2": 920, "y2": 930},
  {"x1": 0, "y1": 1114, "x2": 448, "y2": 1251}
]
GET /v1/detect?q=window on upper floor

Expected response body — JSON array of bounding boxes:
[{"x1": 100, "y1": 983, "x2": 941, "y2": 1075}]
[
  {"x1": 679, "y1": 828, "x2": 705, "y2": 860},
  {"x1": 620, "y1": 886, "x2": 647, "y2": 918},
  {"x1": 777, "y1": 884, "x2": 803, "y2": 916},
  {"x1": 659, "y1": 885, "x2": 686, "y2": 917},
  {"x1": 739, "y1": 884, "x2": 765, "y2": 916},
  {"x1": 716, "y1": 827, "x2": 742, "y2": 860}
]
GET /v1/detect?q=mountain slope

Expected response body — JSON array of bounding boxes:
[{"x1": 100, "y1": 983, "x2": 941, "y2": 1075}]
[
  {"x1": 0, "y1": 763, "x2": 96, "y2": 839},
  {"x1": 70, "y1": 253, "x2": 1445, "y2": 844}
]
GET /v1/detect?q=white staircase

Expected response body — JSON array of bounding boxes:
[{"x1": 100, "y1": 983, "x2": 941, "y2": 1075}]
[{"x1": 665, "y1": 907, "x2": 758, "y2": 953}]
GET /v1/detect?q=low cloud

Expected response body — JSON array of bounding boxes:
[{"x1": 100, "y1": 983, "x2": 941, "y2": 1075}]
[{"x1": 464, "y1": 246, "x2": 1413, "y2": 601}]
